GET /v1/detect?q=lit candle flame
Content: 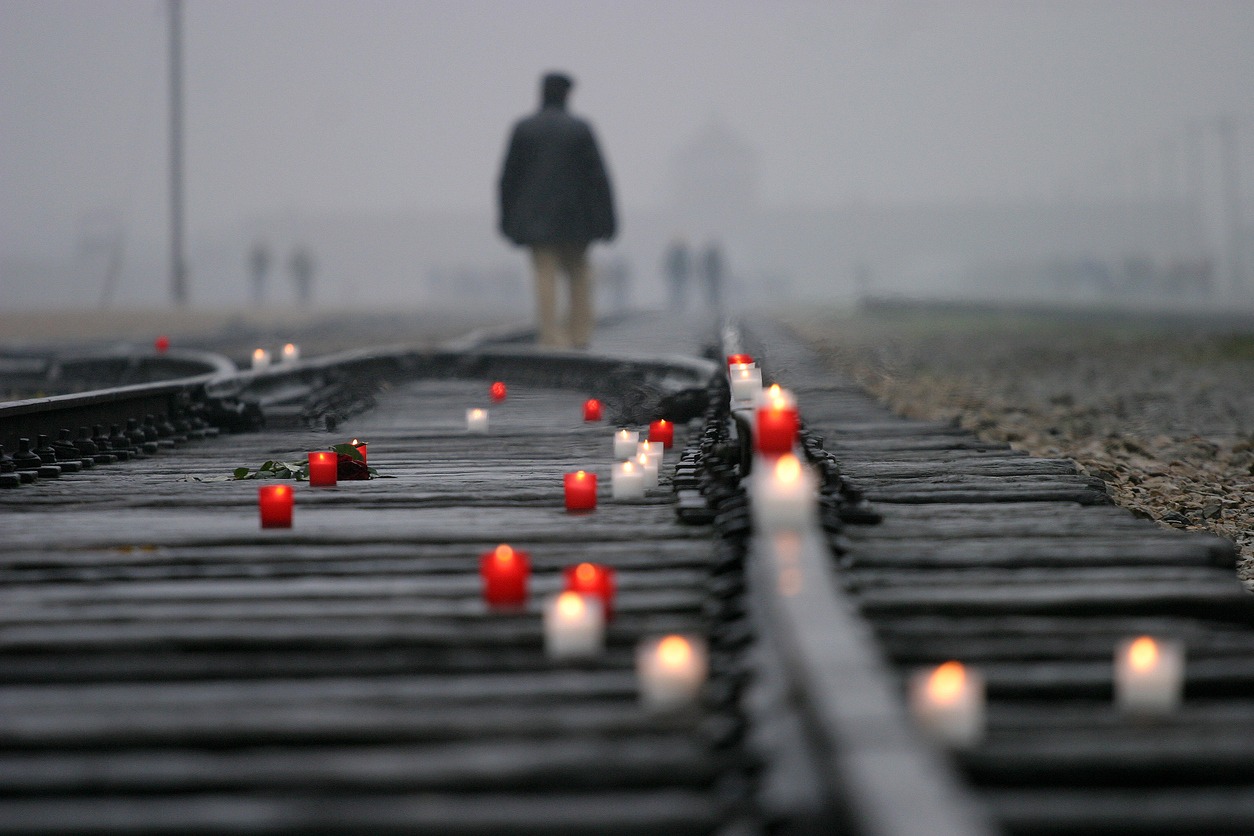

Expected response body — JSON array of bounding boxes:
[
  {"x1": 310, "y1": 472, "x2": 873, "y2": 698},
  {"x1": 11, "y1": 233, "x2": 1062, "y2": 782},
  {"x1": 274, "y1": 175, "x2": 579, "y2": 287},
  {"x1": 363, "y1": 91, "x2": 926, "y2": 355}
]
[
  {"x1": 274, "y1": 484, "x2": 291, "y2": 498},
  {"x1": 1128, "y1": 636, "x2": 1159, "y2": 672},
  {"x1": 494, "y1": 544, "x2": 514, "y2": 563},
  {"x1": 557, "y1": 591, "x2": 585, "y2": 619},
  {"x1": 622, "y1": 460, "x2": 634, "y2": 474},
  {"x1": 657, "y1": 635, "x2": 691, "y2": 669},
  {"x1": 575, "y1": 470, "x2": 587, "y2": 480},
  {"x1": 575, "y1": 563, "x2": 596, "y2": 583},
  {"x1": 253, "y1": 348, "x2": 266, "y2": 361},
  {"x1": 283, "y1": 342, "x2": 297, "y2": 357},
  {"x1": 775, "y1": 454, "x2": 802, "y2": 484},
  {"x1": 471, "y1": 409, "x2": 484, "y2": 419},
  {"x1": 928, "y1": 661, "x2": 967, "y2": 704}
]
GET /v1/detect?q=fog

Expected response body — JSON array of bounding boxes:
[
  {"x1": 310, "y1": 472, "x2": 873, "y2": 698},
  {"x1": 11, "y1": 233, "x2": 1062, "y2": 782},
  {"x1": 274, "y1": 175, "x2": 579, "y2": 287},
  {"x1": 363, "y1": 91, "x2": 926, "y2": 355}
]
[{"x1": 2, "y1": 0, "x2": 1252, "y2": 312}]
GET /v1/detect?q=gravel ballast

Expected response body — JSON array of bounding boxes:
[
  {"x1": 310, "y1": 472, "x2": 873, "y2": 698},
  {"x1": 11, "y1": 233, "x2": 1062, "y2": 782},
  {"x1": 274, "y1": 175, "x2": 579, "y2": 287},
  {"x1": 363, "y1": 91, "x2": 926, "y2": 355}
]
[{"x1": 784, "y1": 302, "x2": 1254, "y2": 588}]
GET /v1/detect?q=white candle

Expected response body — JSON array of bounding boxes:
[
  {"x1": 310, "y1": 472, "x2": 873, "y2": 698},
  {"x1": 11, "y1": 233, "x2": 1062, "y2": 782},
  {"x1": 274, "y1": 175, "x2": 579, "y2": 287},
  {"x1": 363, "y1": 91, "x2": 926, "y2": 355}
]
[
  {"x1": 728, "y1": 362, "x2": 756, "y2": 375},
  {"x1": 635, "y1": 452, "x2": 659, "y2": 490},
  {"x1": 465, "y1": 408, "x2": 489, "y2": 434},
  {"x1": 755, "y1": 383, "x2": 796, "y2": 410},
  {"x1": 909, "y1": 661, "x2": 985, "y2": 748},
  {"x1": 637, "y1": 634, "x2": 708, "y2": 711},
  {"x1": 612, "y1": 459, "x2": 646, "y2": 499},
  {"x1": 613, "y1": 429, "x2": 639, "y2": 459},
  {"x1": 544, "y1": 591, "x2": 605, "y2": 660},
  {"x1": 730, "y1": 366, "x2": 763, "y2": 403},
  {"x1": 750, "y1": 453, "x2": 816, "y2": 532},
  {"x1": 251, "y1": 348, "x2": 271, "y2": 370},
  {"x1": 1115, "y1": 636, "x2": 1183, "y2": 717},
  {"x1": 637, "y1": 439, "x2": 664, "y2": 466},
  {"x1": 281, "y1": 342, "x2": 300, "y2": 362}
]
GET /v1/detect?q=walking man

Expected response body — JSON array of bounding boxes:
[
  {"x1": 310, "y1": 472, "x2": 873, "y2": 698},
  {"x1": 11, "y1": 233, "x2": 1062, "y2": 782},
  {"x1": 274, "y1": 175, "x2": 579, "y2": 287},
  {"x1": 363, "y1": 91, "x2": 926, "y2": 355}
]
[{"x1": 498, "y1": 72, "x2": 616, "y2": 349}]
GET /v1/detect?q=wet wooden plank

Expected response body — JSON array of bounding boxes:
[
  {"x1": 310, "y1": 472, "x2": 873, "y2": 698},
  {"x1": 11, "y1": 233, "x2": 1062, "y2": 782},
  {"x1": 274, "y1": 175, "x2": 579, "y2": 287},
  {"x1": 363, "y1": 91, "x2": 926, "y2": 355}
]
[
  {"x1": 0, "y1": 790, "x2": 722, "y2": 836},
  {"x1": 839, "y1": 537, "x2": 1232, "y2": 568}
]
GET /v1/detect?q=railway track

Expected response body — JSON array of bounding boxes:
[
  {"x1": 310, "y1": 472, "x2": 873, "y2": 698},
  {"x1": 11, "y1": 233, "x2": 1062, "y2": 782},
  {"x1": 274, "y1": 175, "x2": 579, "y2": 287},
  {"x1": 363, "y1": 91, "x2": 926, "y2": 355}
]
[{"x1": 0, "y1": 312, "x2": 1249, "y2": 833}]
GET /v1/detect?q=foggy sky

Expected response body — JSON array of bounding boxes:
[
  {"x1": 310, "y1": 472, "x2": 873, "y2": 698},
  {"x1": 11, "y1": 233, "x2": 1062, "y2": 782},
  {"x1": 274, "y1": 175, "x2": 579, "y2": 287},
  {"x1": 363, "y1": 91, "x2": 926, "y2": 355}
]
[{"x1": 3, "y1": 0, "x2": 1253, "y2": 292}]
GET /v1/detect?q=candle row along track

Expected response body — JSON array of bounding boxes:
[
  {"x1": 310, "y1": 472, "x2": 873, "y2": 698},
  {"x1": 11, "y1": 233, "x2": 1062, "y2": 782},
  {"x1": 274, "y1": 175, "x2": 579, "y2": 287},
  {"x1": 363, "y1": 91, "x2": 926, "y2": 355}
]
[
  {"x1": 740, "y1": 318, "x2": 1254, "y2": 835},
  {"x1": 0, "y1": 310, "x2": 1250, "y2": 833}
]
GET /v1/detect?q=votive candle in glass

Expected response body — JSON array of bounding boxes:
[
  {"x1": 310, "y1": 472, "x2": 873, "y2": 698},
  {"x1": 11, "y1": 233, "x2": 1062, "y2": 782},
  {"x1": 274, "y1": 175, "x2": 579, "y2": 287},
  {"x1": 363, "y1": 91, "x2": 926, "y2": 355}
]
[
  {"x1": 307, "y1": 451, "x2": 337, "y2": 487},
  {"x1": 563, "y1": 562, "x2": 616, "y2": 617},
  {"x1": 756, "y1": 405, "x2": 800, "y2": 455},
  {"x1": 282, "y1": 342, "x2": 300, "y2": 362},
  {"x1": 583, "y1": 399, "x2": 603, "y2": 422},
  {"x1": 564, "y1": 470, "x2": 597, "y2": 511},
  {"x1": 258, "y1": 484, "x2": 293, "y2": 528},
  {"x1": 490, "y1": 381, "x2": 508, "y2": 402},
  {"x1": 635, "y1": 451, "x2": 659, "y2": 490},
  {"x1": 611, "y1": 459, "x2": 645, "y2": 499},
  {"x1": 750, "y1": 453, "x2": 816, "y2": 532},
  {"x1": 466, "y1": 408, "x2": 489, "y2": 434},
  {"x1": 757, "y1": 383, "x2": 796, "y2": 410},
  {"x1": 480, "y1": 543, "x2": 530, "y2": 608},
  {"x1": 909, "y1": 660, "x2": 985, "y2": 748},
  {"x1": 544, "y1": 591, "x2": 605, "y2": 660},
  {"x1": 350, "y1": 438, "x2": 368, "y2": 464},
  {"x1": 613, "y1": 429, "x2": 639, "y2": 459},
  {"x1": 637, "y1": 634, "x2": 708, "y2": 711},
  {"x1": 637, "y1": 439, "x2": 664, "y2": 465},
  {"x1": 648, "y1": 419, "x2": 675, "y2": 448},
  {"x1": 1115, "y1": 636, "x2": 1183, "y2": 717},
  {"x1": 251, "y1": 348, "x2": 271, "y2": 371},
  {"x1": 730, "y1": 366, "x2": 763, "y2": 403}
]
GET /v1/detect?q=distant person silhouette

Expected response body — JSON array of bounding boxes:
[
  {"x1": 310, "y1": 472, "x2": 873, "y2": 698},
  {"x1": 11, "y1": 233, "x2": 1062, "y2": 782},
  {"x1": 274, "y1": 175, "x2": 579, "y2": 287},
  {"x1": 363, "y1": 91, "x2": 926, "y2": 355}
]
[
  {"x1": 498, "y1": 71, "x2": 616, "y2": 349},
  {"x1": 700, "y1": 240, "x2": 725, "y2": 314},
  {"x1": 602, "y1": 254, "x2": 631, "y2": 313},
  {"x1": 249, "y1": 242, "x2": 270, "y2": 304},
  {"x1": 289, "y1": 246, "x2": 314, "y2": 307},
  {"x1": 664, "y1": 238, "x2": 691, "y2": 310}
]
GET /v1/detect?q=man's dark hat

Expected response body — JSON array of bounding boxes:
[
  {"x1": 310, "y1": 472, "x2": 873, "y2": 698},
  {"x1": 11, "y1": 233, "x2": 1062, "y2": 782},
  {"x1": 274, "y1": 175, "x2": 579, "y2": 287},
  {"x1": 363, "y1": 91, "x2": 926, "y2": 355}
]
[{"x1": 542, "y1": 72, "x2": 574, "y2": 104}]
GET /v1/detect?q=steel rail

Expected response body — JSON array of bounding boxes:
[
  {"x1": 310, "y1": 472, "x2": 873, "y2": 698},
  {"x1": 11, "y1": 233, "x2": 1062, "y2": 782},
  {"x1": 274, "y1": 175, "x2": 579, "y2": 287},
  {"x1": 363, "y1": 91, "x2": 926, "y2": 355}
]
[{"x1": 722, "y1": 321, "x2": 997, "y2": 835}]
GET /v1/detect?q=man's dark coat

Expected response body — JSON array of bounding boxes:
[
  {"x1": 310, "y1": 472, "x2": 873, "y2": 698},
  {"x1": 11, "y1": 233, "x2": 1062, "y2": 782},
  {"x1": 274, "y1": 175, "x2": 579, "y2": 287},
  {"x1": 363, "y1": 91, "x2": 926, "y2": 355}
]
[{"x1": 498, "y1": 104, "x2": 616, "y2": 247}]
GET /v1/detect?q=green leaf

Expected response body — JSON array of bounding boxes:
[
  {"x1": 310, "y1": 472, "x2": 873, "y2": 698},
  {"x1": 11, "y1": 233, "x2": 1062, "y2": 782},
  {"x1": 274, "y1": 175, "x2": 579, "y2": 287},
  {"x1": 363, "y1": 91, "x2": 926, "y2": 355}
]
[
  {"x1": 233, "y1": 467, "x2": 252, "y2": 480},
  {"x1": 331, "y1": 443, "x2": 363, "y2": 461}
]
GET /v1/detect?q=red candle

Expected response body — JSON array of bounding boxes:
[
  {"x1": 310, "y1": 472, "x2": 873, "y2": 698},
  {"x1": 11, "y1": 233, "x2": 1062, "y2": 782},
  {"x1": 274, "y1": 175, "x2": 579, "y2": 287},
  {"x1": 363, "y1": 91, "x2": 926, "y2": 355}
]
[
  {"x1": 154, "y1": 335, "x2": 170, "y2": 353},
  {"x1": 756, "y1": 406, "x2": 800, "y2": 455},
  {"x1": 563, "y1": 562, "x2": 616, "y2": 617},
  {"x1": 564, "y1": 470, "x2": 597, "y2": 511},
  {"x1": 648, "y1": 419, "x2": 674, "y2": 448},
  {"x1": 726, "y1": 353, "x2": 753, "y2": 366},
  {"x1": 490, "y1": 381, "x2": 508, "y2": 402},
  {"x1": 308, "y1": 451, "x2": 337, "y2": 487},
  {"x1": 258, "y1": 484, "x2": 293, "y2": 528},
  {"x1": 480, "y1": 543, "x2": 530, "y2": 607},
  {"x1": 583, "y1": 398, "x2": 603, "y2": 422},
  {"x1": 350, "y1": 438, "x2": 368, "y2": 464}
]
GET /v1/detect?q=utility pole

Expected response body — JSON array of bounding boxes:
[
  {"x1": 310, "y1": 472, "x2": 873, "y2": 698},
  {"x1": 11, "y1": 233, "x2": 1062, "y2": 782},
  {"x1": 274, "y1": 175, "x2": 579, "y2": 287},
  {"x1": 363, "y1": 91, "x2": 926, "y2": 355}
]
[
  {"x1": 1217, "y1": 116, "x2": 1245, "y2": 297},
  {"x1": 169, "y1": 0, "x2": 188, "y2": 306}
]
